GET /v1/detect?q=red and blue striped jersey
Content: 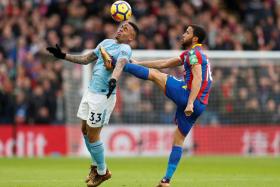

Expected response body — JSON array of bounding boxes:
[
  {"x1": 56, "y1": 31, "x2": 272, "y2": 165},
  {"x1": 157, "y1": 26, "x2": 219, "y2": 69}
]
[{"x1": 179, "y1": 44, "x2": 212, "y2": 104}]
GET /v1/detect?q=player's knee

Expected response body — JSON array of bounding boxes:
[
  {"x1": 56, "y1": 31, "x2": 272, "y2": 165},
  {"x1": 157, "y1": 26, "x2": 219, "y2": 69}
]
[
  {"x1": 87, "y1": 135, "x2": 98, "y2": 143},
  {"x1": 173, "y1": 129, "x2": 185, "y2": 146},
  {"x1": 87, "y1": 131, "x2": 100, "y2": 143},
  {"x1": 173, "y1": 138, "x2": 184, "y2": 146}
]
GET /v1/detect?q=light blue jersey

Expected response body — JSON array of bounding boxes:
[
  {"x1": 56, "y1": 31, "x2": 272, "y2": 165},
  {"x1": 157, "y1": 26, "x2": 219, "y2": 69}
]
[{"x1": 89, "y1": 39, "x2": 132, "y2": 94}]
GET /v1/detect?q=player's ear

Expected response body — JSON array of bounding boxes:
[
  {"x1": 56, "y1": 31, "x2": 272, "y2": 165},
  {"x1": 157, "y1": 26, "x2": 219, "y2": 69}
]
[
  {"x1": 129, "y1": 38, "x2": 133, "y2": 42},
  {"x1": 128, "y1": 33, "x2": 134, "y2": 42},
  {"x1": 193, "y1": 36, "x2": 199, "y2": 43}
]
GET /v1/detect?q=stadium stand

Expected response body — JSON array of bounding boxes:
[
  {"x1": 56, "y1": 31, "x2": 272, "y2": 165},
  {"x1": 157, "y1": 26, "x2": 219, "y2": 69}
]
[{"x1": 0, "y1": 0, "x2": 279, "y2": 125}]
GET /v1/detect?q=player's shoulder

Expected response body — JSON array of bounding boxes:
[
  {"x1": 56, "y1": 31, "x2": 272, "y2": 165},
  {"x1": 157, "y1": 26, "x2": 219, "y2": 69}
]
[
  {"x1": 119, "y1": 43, "x2": 132, "y2": 51},
  {"x1": 190, "y1": 45, "x2": 205, "y2": 56},
  {"x1": 179, "y1": 49, "x2": 188, "y2": 58},
  {"x1": 101, "y1": 38, "x2": 116, "y2": 45},
  {"x1": 181, "y1": 49, "x2": 188, "y2": 55},
  {"x1": 188, "y1": 46, "x2": 207, "y2": 65},
  {"x1": 188, "y1": 48, "x2": 198, "y2": 55}
]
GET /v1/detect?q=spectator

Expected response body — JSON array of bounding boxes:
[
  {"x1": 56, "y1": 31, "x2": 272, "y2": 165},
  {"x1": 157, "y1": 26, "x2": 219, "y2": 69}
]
[
  {"x1": 262, "y1": 99, "x2": 277, "y2": 124},
  {"x1": 121, "y1": 76, "x2": 141, "y2": 123},
  {"x1": 0, "y1": 79, "x2": 14, "y2": 124},
  {"x1": 139, "y1": 81, "x2": 156, "y2": 123},
  {"x1": 160, "y1": 101, "x2": 175, "y2": 124},
  {"x1": 14, "y1": 90, "x2": 28, "y2": 125},
  {"x1": 233, "y1": 87, "x2": 249, "y2": 124},
  {"x1": 244, "y1": 98, "x2": 262, "y2": 124}
]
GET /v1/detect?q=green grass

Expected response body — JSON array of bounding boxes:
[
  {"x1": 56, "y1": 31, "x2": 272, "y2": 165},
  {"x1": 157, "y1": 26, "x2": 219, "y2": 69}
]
[{"x1": 0, "y1": 156, "x2": 280, "y2": 187}]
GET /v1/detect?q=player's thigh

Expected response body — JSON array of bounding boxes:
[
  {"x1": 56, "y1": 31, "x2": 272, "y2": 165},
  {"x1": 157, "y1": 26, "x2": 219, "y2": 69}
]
[
  {"x1": 87, "y1": 93, "x2": 116, "y2": 128},
  {"x1": 165, "y1": 76, "x2": 188, "y2": 106},
  {"x1": 175, "y1": 101, "x2": 206, "y2": 136},
  {"x1": 77, "y1": 90, "x2": 90, "y2": 121},
  {"x1": 148, "y1": 69, "x2": 168, "y2": 93},
  {"x1": 175, "y1": 109, "x2": 195, "y2": 137}
]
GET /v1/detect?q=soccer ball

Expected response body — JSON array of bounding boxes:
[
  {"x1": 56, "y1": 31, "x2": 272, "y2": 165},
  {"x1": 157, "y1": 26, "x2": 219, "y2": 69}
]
[{"x1": 111, "y1": 1, "x2": 132, "y2": 22}]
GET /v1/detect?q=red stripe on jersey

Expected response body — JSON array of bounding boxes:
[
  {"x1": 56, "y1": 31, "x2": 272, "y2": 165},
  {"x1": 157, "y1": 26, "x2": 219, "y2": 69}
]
[
  {"x1": 195, "y1": 50, "x2": 203, "y2": 64},
  {"x1": 179, "y1": 51, "x2": 187, "y2": 65},
  {"x1": 197, "y1": 81, "x2": 208, "y2": 99},
  {"x1": 201, "y1": 87, "x2": 211, "y2": 104},
  {"x1": 188, "y1": 72, "x2": 193, "y2": 89},
  {"x1": 197, "y1": 65, "x2": 208, "y2": 99}
]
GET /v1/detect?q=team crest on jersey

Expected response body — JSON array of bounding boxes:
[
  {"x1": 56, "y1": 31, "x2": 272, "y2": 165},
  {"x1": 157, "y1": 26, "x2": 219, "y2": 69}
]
[
  {"x1": 121, "y1": 50, "x2": 128, "y2": 56},
  {"x1": 182, "y1": 85, "x2": 188, "y2": 89},
  {"x1": 189, "y1": 49, "x2": 198, "y2": 65}
]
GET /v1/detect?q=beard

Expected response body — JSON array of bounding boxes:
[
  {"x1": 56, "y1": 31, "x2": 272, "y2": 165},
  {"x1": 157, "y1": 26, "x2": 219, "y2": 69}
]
[
  {"x1": 115, "y1": 34, "x2": 121, "y2": 43},
  {"x1": 181, "y1": 38, "x2": 193, "y2": 49}
]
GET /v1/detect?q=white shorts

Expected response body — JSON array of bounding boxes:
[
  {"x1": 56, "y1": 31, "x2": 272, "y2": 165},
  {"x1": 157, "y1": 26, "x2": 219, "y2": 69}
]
[{"x1": 77, "y1": 90, "x2": 116, "y2": 127}]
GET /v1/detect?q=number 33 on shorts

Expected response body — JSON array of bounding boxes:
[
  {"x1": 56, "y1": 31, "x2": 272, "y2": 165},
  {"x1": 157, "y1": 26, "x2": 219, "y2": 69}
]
[
  {"x1": 77, "y1": 91, "x2": 116, "y2": 127},
  {"x1": 89, "y1": 112, "x2": 103, "y2": 125}
]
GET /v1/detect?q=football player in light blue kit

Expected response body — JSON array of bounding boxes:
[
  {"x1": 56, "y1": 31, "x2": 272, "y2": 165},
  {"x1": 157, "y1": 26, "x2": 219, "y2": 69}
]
[{"x1": 46, "y1": 21, "x2": 139, "y2": 187}]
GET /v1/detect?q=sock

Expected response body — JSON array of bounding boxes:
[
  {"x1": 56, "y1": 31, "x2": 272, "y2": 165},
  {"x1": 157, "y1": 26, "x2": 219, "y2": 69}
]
[
  {"x1": 83, "y1": 135, "x2": 97, "y2": 166},
  {"x1": 88, "y1": 140, "x2": 106, "y2": 175},
  {"x1": 123, "y1": 63, "x2": 149, "y2": 80},
  {"x1": 164, "y1": 145, "x2": 183, "y2": 180}
]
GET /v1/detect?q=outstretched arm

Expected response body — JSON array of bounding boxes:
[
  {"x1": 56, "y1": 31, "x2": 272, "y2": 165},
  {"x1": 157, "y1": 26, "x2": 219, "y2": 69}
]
[
  {"x1": 65, "y1": 52, "x2": 98, "y2": 65},
  {"x1": 47, "y1": 44, "x2": 98, "y2": 65},
  {"x1": 133, "y1": 57, "x2": 182, "y2": 69}
]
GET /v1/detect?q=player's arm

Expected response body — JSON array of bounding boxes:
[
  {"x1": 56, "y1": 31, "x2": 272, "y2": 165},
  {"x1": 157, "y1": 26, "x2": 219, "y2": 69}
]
[
  {"x1": 132, "y1": 57, "x2": 181, "y2": 69},
  {"x1": 111, "y1": 58, "x2": 127, "y2": 81},
  {"x1": 106, "y1": 58, "x2": 128, "y2": 98},
  {"x1": 106, "y1": 45, "x2": 131, "y2": 98},
  {"x1": 110, "y1": 45, "x2": 132, "y2": 81},
  {"x1": 46, "y1": 44, "x2": 97, "y2": 65},
  {"x1": 185, "y1": 64, "x2": 202, "y2": 116},
  {"x1": 65, "y1": 53, "x2": 97, "y2": 65}
]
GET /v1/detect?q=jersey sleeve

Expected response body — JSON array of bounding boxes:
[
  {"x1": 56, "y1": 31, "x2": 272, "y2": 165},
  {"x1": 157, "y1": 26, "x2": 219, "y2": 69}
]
[
  {"x1": 189, "y1": 49, "x2": 202, "y2": 65},
  {"x1": 92, "y1": 39, "x2": 108, "y2": 55},
  {"x1": 92, "y1": 43, "x2": 101, "y2": 55},
  {"x1": 117, "y1": 44, "x2": 132, "y2": 62}
]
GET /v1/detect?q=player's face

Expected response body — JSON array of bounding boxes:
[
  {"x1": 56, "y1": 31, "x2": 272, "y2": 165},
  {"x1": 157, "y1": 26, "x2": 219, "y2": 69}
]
[
  {"x1": 181, "y1": 26, "x2": 194, "y2": 48},
  {"x1": 115, "y1": 22, "x2": 135, "y2": 43}
]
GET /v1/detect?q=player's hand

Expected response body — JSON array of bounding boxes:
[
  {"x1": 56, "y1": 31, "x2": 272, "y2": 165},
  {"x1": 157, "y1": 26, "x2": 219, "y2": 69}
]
[
  {"x1": 46, "y1": 44, "x2": 66, "y2": 59},
  {"x1": 184, "y1": 103, "x2": 194, "y2": 116},
  {"x1": 100, "y1": 46, "x2": 115, "y2": 70},
  {"x1": 107, "y1": 78, "x2": 117, "y2": 98}
]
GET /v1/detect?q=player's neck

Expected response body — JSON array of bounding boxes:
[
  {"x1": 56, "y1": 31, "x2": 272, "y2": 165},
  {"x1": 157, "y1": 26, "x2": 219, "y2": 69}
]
[
  {"x1": 115, "y1": 38, "x2": 130, "y2": 45},
  {"x1": 185, "y1": 43, "x2": 202, "y2": 50}
]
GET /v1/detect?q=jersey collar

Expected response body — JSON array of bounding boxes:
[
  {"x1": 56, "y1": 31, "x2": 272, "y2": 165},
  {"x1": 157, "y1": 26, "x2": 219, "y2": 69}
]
[{"x1": 191, "y1": 43, "x2": 202, "y2": 49}]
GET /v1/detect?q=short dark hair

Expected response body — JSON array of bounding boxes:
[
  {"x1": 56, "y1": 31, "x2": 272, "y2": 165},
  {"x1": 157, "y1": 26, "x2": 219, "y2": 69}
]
[
  {"x1": 128, "y1": 21, "x2": 139, "y2": 37},
  {"x1": 189, "y1": 24, "x2": 206, "y2": 43}
]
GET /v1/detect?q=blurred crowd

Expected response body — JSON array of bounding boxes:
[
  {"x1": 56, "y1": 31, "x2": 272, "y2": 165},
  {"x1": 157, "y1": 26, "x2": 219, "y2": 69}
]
[
  {"x1": 0, "y1": 0, "x2": 280, "y2": 125},
  {"x1": 110, "y1": 63, "x2": 280, "y2": 125},
  {"x1": 202, "y1": 64, "x2": 280, "y2": 125}
]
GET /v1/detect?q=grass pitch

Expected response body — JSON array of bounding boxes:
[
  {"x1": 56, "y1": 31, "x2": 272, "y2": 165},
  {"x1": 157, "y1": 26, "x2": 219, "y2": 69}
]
[{"x1": 0, "y1": 156, "x2": 279, "y2": 187}]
